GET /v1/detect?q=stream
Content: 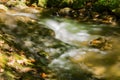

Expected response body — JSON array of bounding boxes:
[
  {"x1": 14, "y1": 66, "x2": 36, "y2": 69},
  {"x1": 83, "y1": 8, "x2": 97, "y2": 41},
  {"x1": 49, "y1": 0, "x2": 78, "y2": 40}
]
[
  {"x1": 41, "y1": 18, "x2": 120, "y2": 80},
  {"x1": 0, "y1": 9, "x2": 120, "y2": 80}
]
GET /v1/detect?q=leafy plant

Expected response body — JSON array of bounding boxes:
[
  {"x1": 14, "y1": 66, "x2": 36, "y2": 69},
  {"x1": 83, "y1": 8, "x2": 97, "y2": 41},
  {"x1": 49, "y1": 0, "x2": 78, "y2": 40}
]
[{"x1": 95, "y1": 0, "x2": 120, "y2": 9}]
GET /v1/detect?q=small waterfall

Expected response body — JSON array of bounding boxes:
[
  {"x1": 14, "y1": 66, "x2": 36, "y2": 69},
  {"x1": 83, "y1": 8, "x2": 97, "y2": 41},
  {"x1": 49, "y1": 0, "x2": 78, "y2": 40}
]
[{"x1": 45, "y1": 19, "x2": 91, "y2": 45}]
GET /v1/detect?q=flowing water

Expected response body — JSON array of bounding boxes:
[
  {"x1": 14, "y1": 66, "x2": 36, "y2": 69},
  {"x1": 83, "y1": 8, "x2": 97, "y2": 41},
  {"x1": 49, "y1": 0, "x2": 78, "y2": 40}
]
[
  {"x1": 40, "y1": 18, "x2": 120, "y2": 80},
  {"x1": 0, "y1": 10, "x2": 120, "y2": 80}
]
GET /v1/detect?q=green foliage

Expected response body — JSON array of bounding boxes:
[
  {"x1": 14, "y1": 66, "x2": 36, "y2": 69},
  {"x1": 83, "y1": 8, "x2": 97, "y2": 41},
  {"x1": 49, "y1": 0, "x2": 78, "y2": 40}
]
[
  {"x1": 95, "y1": 0, "x2": 120, "y2": 9},
  {"x1": 46, "y1": 0, "x2": 120, "y2": 10},
  {"x1": 38, "y1": 0, "x2": 47, "y2": 7},
  {"x1": 6, "y1": 0, "x2": 120, "y2": 11},
  {"x1": 46, "y1": 0, "x2": 61, "y2": 7},
  {"x1": 71, "y1": 0, "x2": 86, "y2": 9},
  {"x1": 46, "y1": 0, "x2": 87, "y2": 8}
]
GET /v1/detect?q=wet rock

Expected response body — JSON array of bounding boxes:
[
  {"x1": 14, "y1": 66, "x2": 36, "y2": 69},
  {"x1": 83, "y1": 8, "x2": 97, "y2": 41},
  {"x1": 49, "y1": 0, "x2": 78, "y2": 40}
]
[
  {"x1": 0, "y1": 4, "x2": 8, "y2": 12},
  {"x1": 89, "y1": 37, "x2": 112, "y2": 50},
  {"x1": 21, "y1": 7, "x2": 42, "y2": 13},
  {"x1": 58, "y1": 7, "x2": 73, "y2": 16},
  {"x1": 6, "y1": 0, "x2": 27, "y2": 9},
  {"x1": 0, "y1": 11, "x2": 37, "y2": 27}
]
